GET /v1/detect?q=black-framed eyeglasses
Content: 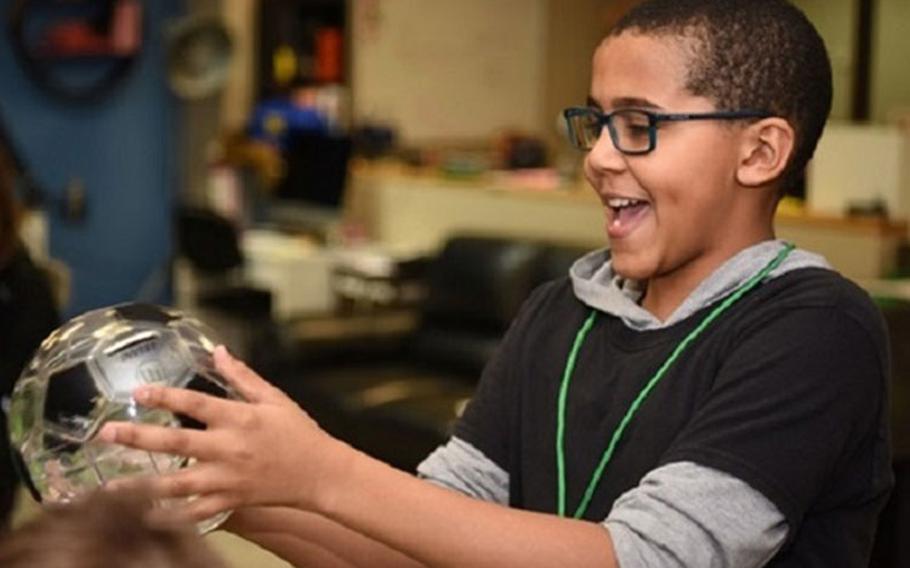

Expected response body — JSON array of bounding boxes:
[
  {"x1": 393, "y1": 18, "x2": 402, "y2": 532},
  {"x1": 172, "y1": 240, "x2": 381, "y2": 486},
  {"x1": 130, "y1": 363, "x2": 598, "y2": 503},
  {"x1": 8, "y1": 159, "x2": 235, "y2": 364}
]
[{"x1": 563, "y1": 106, "x2": 773, "y2": 154}]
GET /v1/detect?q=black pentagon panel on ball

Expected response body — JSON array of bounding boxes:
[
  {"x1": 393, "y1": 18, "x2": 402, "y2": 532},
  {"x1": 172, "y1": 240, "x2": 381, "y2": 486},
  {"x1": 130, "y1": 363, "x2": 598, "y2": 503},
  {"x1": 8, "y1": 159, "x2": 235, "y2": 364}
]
[
  {"x1": 179, "y1": 373, "x2": 231, "y2": 430},
  {"x1": 113, "y1": 302, "x2": 178, "y2": 324},
  {"x1": 40, "y1": 432, "x2": 83, "y2": 465},
  {"x1": 44, "y1": 362, "x2": 104, "y2": 440}
]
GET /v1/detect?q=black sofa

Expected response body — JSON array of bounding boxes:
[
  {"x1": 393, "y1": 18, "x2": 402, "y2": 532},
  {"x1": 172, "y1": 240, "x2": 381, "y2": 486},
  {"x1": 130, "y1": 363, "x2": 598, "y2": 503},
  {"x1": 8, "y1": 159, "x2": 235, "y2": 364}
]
[{"x1": 283, "y1": 234, "x2": 588, "y2": 471}]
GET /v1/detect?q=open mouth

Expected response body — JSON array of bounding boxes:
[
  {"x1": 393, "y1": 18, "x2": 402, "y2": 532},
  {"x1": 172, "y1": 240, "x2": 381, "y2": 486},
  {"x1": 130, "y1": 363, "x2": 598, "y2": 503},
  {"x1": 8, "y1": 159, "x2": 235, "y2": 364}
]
[{"x1": 606, "y1": 197, "x2": 651, "y2": 239}]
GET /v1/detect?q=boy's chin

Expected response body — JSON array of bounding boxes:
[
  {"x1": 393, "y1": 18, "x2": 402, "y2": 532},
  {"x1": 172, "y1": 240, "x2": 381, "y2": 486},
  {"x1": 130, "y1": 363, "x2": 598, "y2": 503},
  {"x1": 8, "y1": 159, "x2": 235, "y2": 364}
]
[{"x1": 610, "y1": 254, "x2": 657, "y2": 282}]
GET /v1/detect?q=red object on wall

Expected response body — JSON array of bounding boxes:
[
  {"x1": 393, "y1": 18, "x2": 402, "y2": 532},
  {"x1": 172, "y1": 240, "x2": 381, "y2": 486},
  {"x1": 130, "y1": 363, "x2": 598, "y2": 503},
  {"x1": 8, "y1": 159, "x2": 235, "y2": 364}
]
[
  {"x1": 34, "y1": 0, "x2": 142, "y2": 58},
  {"x1": 313, "y1": 27, "x2": 343, "y2": 84},
  {"x1": 110, "y1": 0, "x2": 143, "y2": 55},
  {"x1": 39, "y1": 22, "x2": 109, "y2": 56}
]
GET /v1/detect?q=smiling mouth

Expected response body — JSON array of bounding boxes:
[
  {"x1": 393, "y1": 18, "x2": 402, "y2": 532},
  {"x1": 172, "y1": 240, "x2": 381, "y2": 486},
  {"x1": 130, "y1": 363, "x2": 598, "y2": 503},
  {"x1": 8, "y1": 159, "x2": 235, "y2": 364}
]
[{"x1": 606, "y1": 197, "x2": 651, "y2": 239}]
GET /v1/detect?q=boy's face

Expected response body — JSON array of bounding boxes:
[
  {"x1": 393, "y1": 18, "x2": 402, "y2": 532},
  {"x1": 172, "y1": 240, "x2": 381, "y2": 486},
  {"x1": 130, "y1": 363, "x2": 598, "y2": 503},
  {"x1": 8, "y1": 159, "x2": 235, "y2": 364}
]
[{"x1": 585, "y1": 32, "x2": 752, "y2": 282}]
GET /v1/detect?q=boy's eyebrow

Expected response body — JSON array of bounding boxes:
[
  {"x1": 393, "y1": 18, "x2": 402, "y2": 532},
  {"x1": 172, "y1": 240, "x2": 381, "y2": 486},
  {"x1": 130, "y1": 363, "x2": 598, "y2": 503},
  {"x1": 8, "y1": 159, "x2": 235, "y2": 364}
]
[
  {"x1": 612, "y1": 96, "x2": 663, "y2": 110},
  {"x1": 586, "y1": 95, "x2": 663, "y2": 111}
]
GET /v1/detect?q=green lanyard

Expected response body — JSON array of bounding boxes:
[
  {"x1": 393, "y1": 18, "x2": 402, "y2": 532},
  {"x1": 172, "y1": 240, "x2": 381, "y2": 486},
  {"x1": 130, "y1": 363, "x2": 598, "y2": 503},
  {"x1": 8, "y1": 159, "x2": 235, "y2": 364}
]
[{"x1": 556, "y1": 243, "x2": 795, "y2": 518}]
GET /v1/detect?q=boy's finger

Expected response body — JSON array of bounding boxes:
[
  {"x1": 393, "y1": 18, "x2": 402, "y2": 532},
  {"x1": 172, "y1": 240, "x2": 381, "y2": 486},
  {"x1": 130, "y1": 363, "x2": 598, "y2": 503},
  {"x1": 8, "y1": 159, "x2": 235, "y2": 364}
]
[
  {"x1": 96, "y1": 422, "x2": 222, "y2": 461},
  {"x1": 105, "y1": 465, "x2": 229, "y2": 512},
  {"x1": 213, "y1": 345, "x2": 283, "y2": 404},
  {"x1": 153, "y1": 463, "x2": 228, "y2": 499},
  {"x1": 102, "y1": 473, "x2": 156, "y2": 494},
  {"x1": 146, "y1": 488, "x2": 238, "y2": 525},
  {"x1": 132, "y1": 383, "x2": 235, "y2": 426},
  {"x1": 143, "y1": 495, "x2": 213, "y2": 528},
  {"x1": 180, "y1": 492, "x2": 239, "y2": 524}
]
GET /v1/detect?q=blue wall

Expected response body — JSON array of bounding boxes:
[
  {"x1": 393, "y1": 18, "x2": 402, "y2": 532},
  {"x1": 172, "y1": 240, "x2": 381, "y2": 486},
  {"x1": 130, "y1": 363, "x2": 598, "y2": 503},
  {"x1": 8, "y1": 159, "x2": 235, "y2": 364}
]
[{"x1": 0, "y1": 1, "x2": 182, "y2": 316}]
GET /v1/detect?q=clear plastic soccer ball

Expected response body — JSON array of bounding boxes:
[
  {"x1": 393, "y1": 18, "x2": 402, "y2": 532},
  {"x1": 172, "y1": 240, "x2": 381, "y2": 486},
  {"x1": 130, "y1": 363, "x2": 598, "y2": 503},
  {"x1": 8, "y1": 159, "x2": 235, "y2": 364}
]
[{"x1": 6, "y1": 302, "x2": 240, "y2": 533}]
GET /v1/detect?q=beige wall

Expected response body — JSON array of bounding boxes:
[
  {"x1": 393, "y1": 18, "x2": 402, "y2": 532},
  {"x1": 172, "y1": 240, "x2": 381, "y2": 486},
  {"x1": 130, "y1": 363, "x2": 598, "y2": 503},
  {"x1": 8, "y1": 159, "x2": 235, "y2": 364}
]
[
  {"x1": 792, "y1": 0, "x2": 857, "y2": 121},
  {"x1": 540, "y1": 0, "x2": 612, "y2": 151},
  {"x1": 350, "y1": 0, "x2": 622, "y2": 147},
  {"x1": 219, "y1": 0, "x2": 257, "y2": 131},
  {"x1": 351, "y1": 0, "x2": 547, "y2": 144},
  {"x1": 794, "y1": 0, "x2": 910, "y2": 125},
  {"x1": 872, "y1": 0, "x2": 910, "y2": 123}
]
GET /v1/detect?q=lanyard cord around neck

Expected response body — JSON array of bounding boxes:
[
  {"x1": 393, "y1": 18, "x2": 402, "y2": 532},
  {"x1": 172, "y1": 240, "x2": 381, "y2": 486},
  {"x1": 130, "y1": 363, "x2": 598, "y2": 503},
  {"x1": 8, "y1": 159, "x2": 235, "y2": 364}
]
[{"x1": 556, "y1": 243, "x2": 795, "y2": 518}]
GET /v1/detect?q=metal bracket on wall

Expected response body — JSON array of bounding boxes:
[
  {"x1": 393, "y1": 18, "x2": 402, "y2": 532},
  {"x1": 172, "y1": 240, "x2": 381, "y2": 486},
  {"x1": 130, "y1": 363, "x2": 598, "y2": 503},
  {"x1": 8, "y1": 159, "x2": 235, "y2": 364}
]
[{"x1": 61, "y1": 177, "x2": 87, "y2": 223}]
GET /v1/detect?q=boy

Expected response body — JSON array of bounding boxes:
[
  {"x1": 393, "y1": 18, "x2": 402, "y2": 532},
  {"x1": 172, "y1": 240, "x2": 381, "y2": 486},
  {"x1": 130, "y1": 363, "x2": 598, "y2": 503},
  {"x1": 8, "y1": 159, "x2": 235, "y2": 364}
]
[{"x1": 99, "y1": 0, "x2": 892, "y2": 566}]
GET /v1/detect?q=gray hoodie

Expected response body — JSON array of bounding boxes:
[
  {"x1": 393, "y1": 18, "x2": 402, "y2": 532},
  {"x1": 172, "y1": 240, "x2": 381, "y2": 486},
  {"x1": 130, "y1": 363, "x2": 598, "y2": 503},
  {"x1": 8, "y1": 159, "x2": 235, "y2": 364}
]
[{"x1": 571, "y1": 239, "x2": 830, "y2": 330}]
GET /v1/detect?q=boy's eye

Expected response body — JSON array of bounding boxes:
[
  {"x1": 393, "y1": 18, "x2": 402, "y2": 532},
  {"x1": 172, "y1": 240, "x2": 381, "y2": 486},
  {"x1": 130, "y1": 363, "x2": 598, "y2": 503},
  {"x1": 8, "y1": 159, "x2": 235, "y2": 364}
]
[
  {"x1": 617, "y1": 117, "x2": 650, "y2": 135},
  {"x1": 608, "y1": 111, "x2": 654, "y2": 152},
  {"x1": 614, "y1": 111, "x2": 649, "y2": 127}
]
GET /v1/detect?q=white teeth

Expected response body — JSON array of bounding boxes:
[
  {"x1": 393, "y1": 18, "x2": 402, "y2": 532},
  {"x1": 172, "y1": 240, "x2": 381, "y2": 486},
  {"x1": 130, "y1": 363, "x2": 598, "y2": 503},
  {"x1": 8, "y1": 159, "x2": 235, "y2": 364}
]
[{"x1": 607, "y1": 198, "x2": 645, "y2": 209}]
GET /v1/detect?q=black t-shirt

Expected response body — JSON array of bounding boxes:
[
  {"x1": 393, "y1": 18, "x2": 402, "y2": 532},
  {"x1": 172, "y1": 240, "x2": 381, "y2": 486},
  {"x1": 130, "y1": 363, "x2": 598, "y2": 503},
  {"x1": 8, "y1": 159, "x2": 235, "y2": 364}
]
[{"x1": 455, "y1": 267, "x2": 892, "y2": 566}]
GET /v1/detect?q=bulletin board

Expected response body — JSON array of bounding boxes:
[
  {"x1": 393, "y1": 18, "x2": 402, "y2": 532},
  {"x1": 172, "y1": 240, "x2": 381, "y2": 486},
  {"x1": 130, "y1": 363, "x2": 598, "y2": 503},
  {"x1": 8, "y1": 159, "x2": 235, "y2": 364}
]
[{"x1": 351, "y1": 0, "x2": 547, "y2": 144}]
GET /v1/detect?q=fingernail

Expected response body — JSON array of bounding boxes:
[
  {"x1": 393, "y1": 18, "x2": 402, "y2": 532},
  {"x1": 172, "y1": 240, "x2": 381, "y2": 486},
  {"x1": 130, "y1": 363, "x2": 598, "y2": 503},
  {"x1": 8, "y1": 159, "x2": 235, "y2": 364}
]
[
  {"x1": 98, "y1": 424, "x2": 118, "y2": 443},
  {"x1": 133, "y1": 386, "x2": 150, "y2": 403},
  {"x1": 215, "y1": 345, "x2": 235, "y2": 363}
]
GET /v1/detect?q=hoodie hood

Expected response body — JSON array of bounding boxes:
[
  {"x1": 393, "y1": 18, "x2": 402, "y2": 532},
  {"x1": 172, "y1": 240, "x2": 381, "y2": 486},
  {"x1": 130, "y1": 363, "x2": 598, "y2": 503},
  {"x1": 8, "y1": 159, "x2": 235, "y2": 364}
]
[{"x1": 570, "y1": 240, "x2": 833, "y2": 331}]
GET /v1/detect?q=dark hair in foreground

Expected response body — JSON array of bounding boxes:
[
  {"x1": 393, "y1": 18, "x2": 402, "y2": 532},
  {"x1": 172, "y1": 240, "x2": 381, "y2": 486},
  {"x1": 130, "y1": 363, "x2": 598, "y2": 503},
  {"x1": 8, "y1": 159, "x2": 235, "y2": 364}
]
[
  {"x1": 612, "y1": 0, "x2": 833, "y2": 191},
  {"x1": 0, "y1": 491, "x2": 227, "y2": 568},
  {"x1": 0, "y1": 146, "x2": 21, "y2": 265}
]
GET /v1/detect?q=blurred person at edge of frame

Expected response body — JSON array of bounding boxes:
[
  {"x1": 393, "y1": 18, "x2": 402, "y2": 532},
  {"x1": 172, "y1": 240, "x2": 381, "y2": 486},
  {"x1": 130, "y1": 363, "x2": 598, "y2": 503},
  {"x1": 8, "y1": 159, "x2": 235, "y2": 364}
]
[
  {"x1": 0, "y1": 146, "x2": 59, "y2": 530},
  {"x1": 0, "y1": 490, "x2": 228, "y2": 568}
]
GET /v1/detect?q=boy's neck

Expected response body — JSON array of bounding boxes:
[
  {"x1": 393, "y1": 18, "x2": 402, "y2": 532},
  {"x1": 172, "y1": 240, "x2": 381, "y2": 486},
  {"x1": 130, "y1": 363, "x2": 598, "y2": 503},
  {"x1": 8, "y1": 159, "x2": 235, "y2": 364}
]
[
  {"x1": 641, "y1": 266, "x2": 714, "y2": 322},
  {"x1": 640, "y1": 229, "x2": 776, "y2": 322}
]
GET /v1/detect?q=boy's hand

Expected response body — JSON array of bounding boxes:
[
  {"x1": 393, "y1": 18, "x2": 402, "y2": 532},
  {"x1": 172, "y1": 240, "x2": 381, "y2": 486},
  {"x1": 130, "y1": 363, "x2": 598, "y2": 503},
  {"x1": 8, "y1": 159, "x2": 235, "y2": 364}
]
[{"x1": 97, "y1": 346, "x2": 352, "y2": 523}]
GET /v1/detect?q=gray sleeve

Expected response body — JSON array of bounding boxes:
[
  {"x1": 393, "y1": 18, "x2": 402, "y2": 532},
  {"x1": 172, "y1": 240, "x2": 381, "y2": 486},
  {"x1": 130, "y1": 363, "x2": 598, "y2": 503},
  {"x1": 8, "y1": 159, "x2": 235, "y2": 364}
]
[
  {"x1": 604, "y1": 461, "x2": 788, "y2": 568},
  {"x1": 418, "y1": 443, "x2": 786, "y2": 566},
  {"x1": 416, "y1": 436, "x2": 510, "y2": 505}
]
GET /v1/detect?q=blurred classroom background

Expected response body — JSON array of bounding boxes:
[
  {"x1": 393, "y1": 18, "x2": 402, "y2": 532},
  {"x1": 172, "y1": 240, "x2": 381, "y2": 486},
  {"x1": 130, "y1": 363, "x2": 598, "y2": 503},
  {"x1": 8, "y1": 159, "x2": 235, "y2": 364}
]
[{"x1": 1, "y1": 1, "x2": 909, "y2": 566}]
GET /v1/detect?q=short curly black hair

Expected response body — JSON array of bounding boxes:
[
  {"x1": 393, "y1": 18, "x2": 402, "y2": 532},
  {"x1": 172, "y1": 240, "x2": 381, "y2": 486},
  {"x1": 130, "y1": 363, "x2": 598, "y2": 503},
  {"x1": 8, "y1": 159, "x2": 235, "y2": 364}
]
[{"x1": 611, "y1": 0, "x2": 832, "y2": 191}]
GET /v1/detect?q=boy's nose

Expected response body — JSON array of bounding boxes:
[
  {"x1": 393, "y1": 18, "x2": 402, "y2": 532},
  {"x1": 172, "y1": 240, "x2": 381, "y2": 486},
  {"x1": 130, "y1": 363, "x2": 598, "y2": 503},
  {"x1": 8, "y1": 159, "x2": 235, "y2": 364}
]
[{"x1": 585, "y1": 128, "x2": 627, "y2": 175}]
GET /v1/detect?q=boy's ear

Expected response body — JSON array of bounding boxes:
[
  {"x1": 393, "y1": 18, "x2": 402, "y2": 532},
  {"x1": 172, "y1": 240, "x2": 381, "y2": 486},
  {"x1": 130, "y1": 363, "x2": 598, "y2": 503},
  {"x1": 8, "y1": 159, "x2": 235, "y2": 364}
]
[{"x1": 736, "y1": 118, "x2": 795, "y2": 188}]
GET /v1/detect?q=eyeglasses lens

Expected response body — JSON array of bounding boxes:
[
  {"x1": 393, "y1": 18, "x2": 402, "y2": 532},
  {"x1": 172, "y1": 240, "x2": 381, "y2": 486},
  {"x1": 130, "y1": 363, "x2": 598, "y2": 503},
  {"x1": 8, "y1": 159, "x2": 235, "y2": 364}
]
[
  {"x1": 611, "y1": 110, "x2": 652, "y2": 153},
  {"x1": 567, "y1": 111, "x2": 602, "y2": 150},
  {"x1": 567, "y1": 109, "x2": 653, "y2": 153}
]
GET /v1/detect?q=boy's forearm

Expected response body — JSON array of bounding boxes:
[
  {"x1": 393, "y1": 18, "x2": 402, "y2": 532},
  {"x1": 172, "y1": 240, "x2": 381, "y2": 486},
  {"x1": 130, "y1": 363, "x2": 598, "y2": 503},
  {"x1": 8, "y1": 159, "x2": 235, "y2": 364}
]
[
  {"x1": 225, "y1": 507, "x2": 425, "y2": 567},
  {"x1": 235, "y1": 531, "x2": 354, "y2": 568},
  {"x1": 313, "y1": 450, "x2": 618, "y2": 568}
]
